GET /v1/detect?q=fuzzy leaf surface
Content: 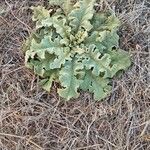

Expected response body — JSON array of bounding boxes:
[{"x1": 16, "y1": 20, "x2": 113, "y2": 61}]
[
  {"x1": 58, "y1": 59, "x2": 83, "y2": 100},
  {"x1": 81, "y1": 45, "x2": 111, "y2": 77},
  {"x1": 80, "y1": 71, "x2": 111, "y2": 100},
  {"x1": 29, "y1": 35, "x2": 62, "y2": 59},
  {"x1": 69, "y1": 0, "x2": 95, "y2": 32},
  {"x1": 108, "y1": 49, "x2": 131, "y2": 77}
]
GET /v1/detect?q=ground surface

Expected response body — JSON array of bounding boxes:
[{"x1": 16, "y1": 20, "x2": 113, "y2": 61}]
[{"x1": 0, "y1": 0, "x2": 150, "y2": 150}]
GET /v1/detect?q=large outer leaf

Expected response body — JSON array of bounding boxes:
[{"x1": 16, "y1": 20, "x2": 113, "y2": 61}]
[
  {"x1": 48, "y1": 0, "x2": 64, "y2": 5},
  {"x1": 84, "y1": 30, "x2": 119, "y2": 53},
  {"x1": 40, "y1": 77, "x2": 53, "y2": 92},
  {"x1": 108, "y1": 49, "x2": 131, "y2": 77},
  {"x1": 26, "y1": 52, "x2": 58, "y2": 92},
  {"x1": 27, "y1": 53, "x2": 55, "y2": 77},
  {"x1": 89, "y1": 12, "x2": 120, "y2": 51},
  {"x1": 50, "y1": 47, "x2": 72, "y2": 69},
  {"x1": 81, "y1": 45, "x2": 111, "y2": 77},
  {"x1": 40, "y1": 70, "x2": 58, "y2": 92},
  {"x1": 98, "y1": 30, "x2": 119, "y2": 50},
  {"x1": 49, "y1": 0, "x2": 73, "y2": 14},
  {"x1": 29, "y1": 35, "x2": 62, "y2": 59},
  {"x1": 36, "y1": 18, "x2": 53, "y2": 29},
  {"x1": 53, "y1": 16, "x2": 71, "y2": 40},
  {"x1": 80, "y1": 71, "x2": 111, "y2": 100},
  {"x1": 91, "y1": 13, "x2": 120, "y2": 31},
  {"x1": 31, "y1": 6, "x2": 50, "y2": 28},
  {"x1": 84, "y1": 31, "x2": 106, "y2": 53},
  {"x1": 58, "y1": 59, "x2": 83, "y2": 100},
  {"x1": 68, "y1": 0, "x2": 95, "y2": 32},
  {"x1": 31, "y1": 6, "x2": 49, "y2": 21}
]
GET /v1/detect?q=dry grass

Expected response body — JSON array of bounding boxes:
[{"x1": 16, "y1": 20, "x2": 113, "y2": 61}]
[{"x1": 0, "y1": 0, "x2": 150, "y2": 150}]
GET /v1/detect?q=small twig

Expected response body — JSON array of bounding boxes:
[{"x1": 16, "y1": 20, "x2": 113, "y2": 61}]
[
  {"x1": 75, "y1": 143, "x2": 108, "y2": 150},
  {"x1": 5, "y1": 0, "x2": 31, "y2": 31},
  {"x1": 98, "y1": 136, "x2": 118, "y2": 148},
  {"x1": 140, "y1": 120, "x2": 150, "y2": 136},
  {"x1": 0, "y1": 132, "x2": 43, "y2": 150},
  {"x1": 0, "y1": 16, "x2": 10, "y2": 26}
]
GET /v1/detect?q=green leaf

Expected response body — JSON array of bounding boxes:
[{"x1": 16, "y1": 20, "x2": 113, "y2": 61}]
[
  {"x1": 30, "y1": 35, "x2": 62, "y2": 59},
  {"x1": 31, "y1": 6, "x2": 49, "y2": 21},
  {"x1": 69, "y1": 0, "x2": 95, "y2": 32},
  {"x1": 91, "y1": 12, "x2": 120, "y2": 32},
  {"x1": 104, "y1": 15, "x2": 120, "y2": 31},
  {"x1": 80, "y1": 71, "x2": 111, "y2": 100},
  {"x1": 36, "y1": 18, "x2": 53, "y2": 29},
  {"x1": 108, "y1": 49, "x2": 131, "y2": 77},
  {"x1": 98, "y1": 30, "x2": 119, "y2": 50},
  {"x1": 40, "y1": 78, "x2": 53, "y2": 92},
  {"x1": 28, "y1": 53, "x2": 55, "y2": 76},
  {"x1": 49, "y1": 0, "x2": 73, "y2": 14},
  {"x1": 81, "y1": 45, "x2": 111, "y2": 77},
  {"x1": 58, "y1": 59, "x2": 83, "y2": 100},
  {"x1": 40, "y1": 70, "x2": 58, "y2": 92},
  {"x1": 50, "y1": 47, "x2": 72, "y2": 69},
  {"x1": 31, "y1": 6, "x2": 50, "y2": 28},
  {"x1": 53, "y1": 16, "x2": 71, "y2": 39},
  {"x1": 74, "y1": 30, "x2": 88, "y2": 44},
  {"x1": 0, "y1": 7, "x2": 5, "y2": 16},
  {"x1": 84, "y1": 31, "x2": 106, "y2": 53},
  {"x1": 48, "y1": 0, "x2": 64, "y2": 6}
]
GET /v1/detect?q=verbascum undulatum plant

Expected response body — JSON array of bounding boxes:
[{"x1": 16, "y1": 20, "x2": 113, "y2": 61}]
[{"x1": 24, "y1": 0, "x2": 131, "y2": 101}]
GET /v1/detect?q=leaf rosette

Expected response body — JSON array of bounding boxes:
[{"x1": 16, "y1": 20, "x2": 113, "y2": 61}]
[{"x1": 24, "y1": 0, "x2": 131, "y2": 101}]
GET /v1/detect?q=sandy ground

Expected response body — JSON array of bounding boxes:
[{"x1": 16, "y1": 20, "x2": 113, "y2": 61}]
[{"x1": 0, "y1": 0, "x2": 149, "y2": 150}]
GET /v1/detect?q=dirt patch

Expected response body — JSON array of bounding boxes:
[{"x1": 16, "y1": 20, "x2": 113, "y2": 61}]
[{"x1": 0, "y1": 0, "x2": 149, "y2": 149}]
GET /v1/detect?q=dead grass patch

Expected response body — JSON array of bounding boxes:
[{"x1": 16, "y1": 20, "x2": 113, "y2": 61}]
[{"x1": 0, "y1": 0, "x2": 149, "y2": 149}]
